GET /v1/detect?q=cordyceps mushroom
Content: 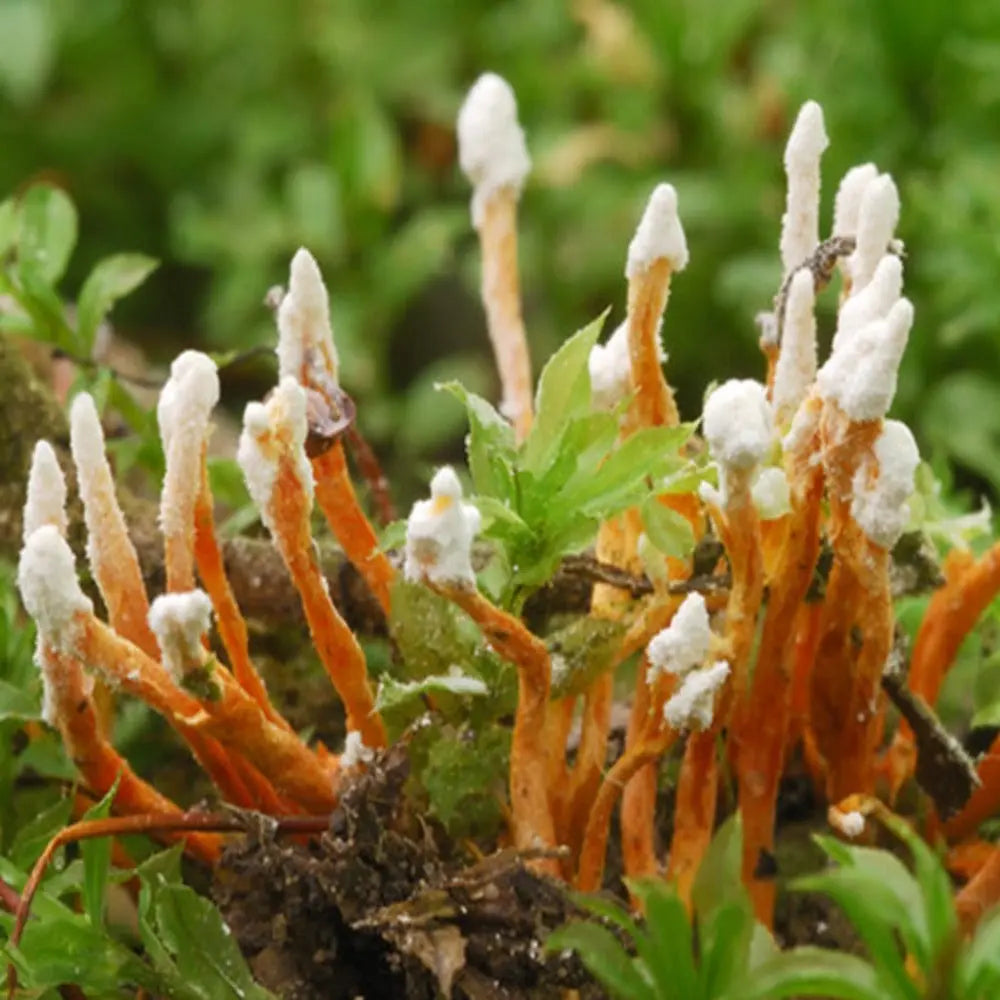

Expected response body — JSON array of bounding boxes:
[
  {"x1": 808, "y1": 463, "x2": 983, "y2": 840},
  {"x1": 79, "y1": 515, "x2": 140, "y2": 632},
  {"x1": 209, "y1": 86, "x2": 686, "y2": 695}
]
[
  {"x1": 404, "y1": 466, "x2": 558, "y2": 874},
  {"x1": 668, "y1": 378, "x2": 768, "y2": 906},
  {"x1": 457, "y1": 73, "x2": 534, "y2": 442},
  {"x1": 811, "y1": 223, "x2": 919, "y2": 800},
  {"x1": 237, "y1": 376, "x2": 386, "y2": 749},
  {"x1": 276, "y1": 247, "x2": 396, "y2": 615}
]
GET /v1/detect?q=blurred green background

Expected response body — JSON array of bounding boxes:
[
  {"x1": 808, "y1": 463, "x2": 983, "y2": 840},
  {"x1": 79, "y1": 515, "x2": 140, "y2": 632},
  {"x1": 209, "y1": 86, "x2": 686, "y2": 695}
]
[{"x1": 2, "y1": 0, "x2": 999, "y2": 499}]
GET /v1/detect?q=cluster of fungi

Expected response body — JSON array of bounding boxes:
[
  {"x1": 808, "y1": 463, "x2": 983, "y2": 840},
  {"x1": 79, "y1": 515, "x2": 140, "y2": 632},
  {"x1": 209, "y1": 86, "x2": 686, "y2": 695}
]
[{"x1": 11, "y1": 72, "x2": 1000, "y2": 967}]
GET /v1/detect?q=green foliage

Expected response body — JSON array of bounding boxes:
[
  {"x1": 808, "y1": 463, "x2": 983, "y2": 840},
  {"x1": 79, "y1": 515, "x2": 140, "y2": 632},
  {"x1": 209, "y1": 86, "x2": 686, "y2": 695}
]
[
  {"x1": 547, "y1": 817, "x2": 882, "y2": 1000},
  {"x1": 445, "y1": 316, "x2": 694, "y2": 606}
]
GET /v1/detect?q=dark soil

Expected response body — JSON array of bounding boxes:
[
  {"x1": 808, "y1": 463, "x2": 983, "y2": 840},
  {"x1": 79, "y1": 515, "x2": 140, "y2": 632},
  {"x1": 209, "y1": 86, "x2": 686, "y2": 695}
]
[{"x1": 213, "y1": 742, "x2": 602, "y2": 999}]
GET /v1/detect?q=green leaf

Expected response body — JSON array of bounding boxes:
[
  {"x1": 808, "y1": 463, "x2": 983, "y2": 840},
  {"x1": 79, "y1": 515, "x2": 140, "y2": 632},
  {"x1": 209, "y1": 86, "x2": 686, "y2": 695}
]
[
  {"x1": 692, "y1": 813, "x2": 744, "y2": 923},
  {"x1": 628, "y1": 879, "x2": 699, "y2": 1000},
  {"x1": 731, "y1": 947, "x2": 887, "y2": 1000},
  {"x1": 375, "y1": 671, "x2": 488, "y2": 712},
  {"x1": 521, "y1": 312, "x2": 607, "y2": 473},
  {"x1": 81, "y1": 776, "x2": 119, "y2": 928},
  {"x1": 641, "y1": 497, "x2": 696, "y2": 558},
  {"x1": 549, "y1": 617, "x2": 626, "y2": 698},
  {"x1": 0, "y1": 678, "x2": 40, "y2": 722},
  {"x1": 546, "y1": 921, "x2": 657, "y2": 1000},
  {"x1": 76, "y1": 253, "x2": 158, "y2": 353},
  {"x1": 17, "y1": 183, "x2": 78, "y2": 285},
  {"x1": 0, "y1": 196, "x2": 18, "y2": 257},
  {"x1": 957, "y1": 905, "x2": 1000, "y2": 996},
  {"x1": 700, "y1": 899, "x2": 755, "y2": 998},
  {"x1": 438, "y1": 381, "x2": 516, "y2": 501},
  {"x1": 9, "y1": 794, "x2": 72, "y2": 870},
  {"x1": 0, "y1": 0, "x2": 56, "y2": 106}
]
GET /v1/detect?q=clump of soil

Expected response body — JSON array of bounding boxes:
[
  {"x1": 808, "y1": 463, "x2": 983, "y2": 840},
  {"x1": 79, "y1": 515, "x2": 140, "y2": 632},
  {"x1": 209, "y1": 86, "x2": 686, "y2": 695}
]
[{"x1": 213, "y1": 741, "x2": 600, "y2": 999}]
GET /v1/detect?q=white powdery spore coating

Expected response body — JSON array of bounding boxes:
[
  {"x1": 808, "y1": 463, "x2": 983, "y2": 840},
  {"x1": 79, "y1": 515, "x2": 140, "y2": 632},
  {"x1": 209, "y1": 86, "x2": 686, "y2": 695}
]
[
  {"x1": 588, "y1": 321, "x2": 632, "y2": 410},
  {"x1": 404, "y1": 466, "x2": 482, "y2": 588},
  {"x1": 646, "y1": 592, "x2": 712, "y2": 682},
  {"x1": 24, "y1": 441, "x2": 67, "y2": 541},
  {"x1": 703, "y1": 379, "x2": 773, "y2": 471},
  {"x1": 835, "y1": 810, "x2": 866, "y2": 839},
  {"x1": 276, "y1": 248, "x2": 339, "y2": 386},
  {"x1": 849, "y1": 174, "x2": 900, "y2": 292},
  {"x1": 237, "y1": 378, "x2": 313, "y2": 532},
  {"x1": 833, "y1": 254, "x2": 903, "y2": 351},
  {"x1": 18, "y1": 526, "x2": 92, "y2": 651},
  {"x1": 157, "y1": 350, "x2": 219, "y2": 452},
  {"x1": 783, "y1": 396, "x2": 821, "y2": 455},
  {"x1": 752, "y1": 467, "x2": 791, "y2": 520},
  {"x1": 341, "y1": 730, "x2": 375, "y2": 770},
  {"x1": 819, "y1": 298, "x2": 913, "y2": 421},
  {"x1": 457, "y1": 73, "x2": 531, "y2": 227},
  {"x1": 69, "y1": 392, "x2": 109, "y2": 492},
  {"x1": 147, "y1": 590, "x2": 213, "y2": 682},
  {"x1": 626, "y1": 183, "x2": 689, "y2": 278},
  {"x1": 832, "y1": 163, "x2": 878, "y2": 238},
  {"x1": 772, "y1": 268, "x2": 817, "y2": 425},
  {"x1": 851, "y1": 419, "x2": 920, "y2": 549},
  {"x1": 664, "y1": 660, "x2": 730, "y2": 732},
  {"x1": 780, "y1": 101, "x2": 829, "y2": 273}
]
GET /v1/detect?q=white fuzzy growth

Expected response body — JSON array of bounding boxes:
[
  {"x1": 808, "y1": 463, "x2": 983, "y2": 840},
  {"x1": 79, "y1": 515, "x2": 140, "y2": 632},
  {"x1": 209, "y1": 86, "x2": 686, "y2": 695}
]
[
  {"x1": 832, "y1": 163, "x2": 878, "y2": 238},
  {"x1": 588, "y1": 322, "x2": 632, "y2": 410},
  {"x1": 341, "y1": 730, "x2": 375, "y2": 770},
  {"x1": 457, "y1": 73, "x2": 531, "y2": 227},
  {"x1": 772, "y1": 268, "x2": 817, "y2": 425},
  {"x1": 404, "y1": 466, "x2": 482, "y2": 588},
  {"x1": 646, "y1": 592, "x2": 712, "y2": 682},
  {"x1": 848, "y1": 174, "x2": 900, "y2": 292},
  {"x1": 779, "y1": 101, "x2": 829, "y2": 273},
  {"x1": 664, "y1": 660, "x2": 730, "y2": 732},
  {"x1": 819, "y1": 298, "x2": 913, "y2": 421},
  {"x1": 834, "y1": 810, "x2": 866, "y2": 839},
  {"x1": 69, "y1": 392, "x2": 108, "y2": 493},
  {"x1": 626, "y1": 183, "x2": 689, "y2": 278},
  {"x1": 24, "y1": 441, "x2": 67, "y2": 541},
  {"x1": 18, "y1": 526, "x2": 92, "y2": 651},
  {"x1": 834, "y1": 254, "x2": 903, "y2": 350},
  {"x1": 276, "y1": 248, "x2": 339, "y2": 387},
  {"x1": 752, "y1": 467, "x2": 791, "y2": 520},
  {"x1": 157, "y1": 351, "x2": 219, "y2": 451},
  {"x1": 148, "y1": 590, "x2": 213, "y2": 681},
  {"x1": 703, "y1": 379, "x2": 773, "y2": 471},
  {"x1": 851, "y1": 419, "x2": 919, "y2": 548},
  {"x1": 237, "y1": 378, "x2": 313, "y2": 533}
]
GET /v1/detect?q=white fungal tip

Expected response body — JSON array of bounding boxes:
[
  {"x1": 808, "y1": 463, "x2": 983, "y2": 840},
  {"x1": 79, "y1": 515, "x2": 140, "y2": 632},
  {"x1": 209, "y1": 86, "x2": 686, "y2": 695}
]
[
  {"x1": 148, "y1": 590, "x2": 213, "y2": 682},
  {"x1": 69, "y1": 392, "x2": 107, "y2": 478},
  {"x1": 832, "y1": 163, "x2": 879, "y2": 238},
  {"x1": 832, "y1": 809, "x2": 866, "y2": 839},
  {"x1": 341, "y1": 730, "x2": 375, "y2": 770},
  {"x1": 646, "y1": 592, "x2": 712, "y2": 682},
  {"x1": 457, "y1": 72, "x2": 531, "y2": 227},
  {"x1": 588, "y1": 321, "x2": 632, "y2": 410},
  {"x1": 157, "y1": 350, "x2": 220, "y2": 450},
  {"x1": 752, "y1": 467, "x2": 792, "y2": 520},
  {"x1": 780, "y1": 101, "x2": 828, "y2": 273},
  {"x1": 626, "y1": 183, "x2": 689, "y2": 278},
  {"x1": 24, "y1": 441, "x2": 67, "y2": 542},
  {"x1": 17, "y1": 525, "x2": 92, "y2": 650},
  {"x1": 849, "y1": 173, "x2": 900, "y2": 292},
  {"x1": 772, "y1": 268, "x2": 817, "y2": 425},
  {"x1": 851, "y1": 419, "x2": 919, "y2": 548},
  {"x1": 404, "y1": 466, "x2": 482, "y2": 588},
  {"x1": 277, "y1": 248, "x2": 338, "y2": 386},
  {"x1": 703, "y1": 379, "x2": 773, "y2": 472},
  {"x1": 819, "y1": 298, "x2": 913, "y2": 421},
  {"x1": 664, "y1": 660, "x2": 730, "y2": 732},
  {"x1": 237, "y1": 377, "x2": 313, "y2": 532},
  {"x1": 834, "y1": 253, "x2": 903, "y2": 349}
]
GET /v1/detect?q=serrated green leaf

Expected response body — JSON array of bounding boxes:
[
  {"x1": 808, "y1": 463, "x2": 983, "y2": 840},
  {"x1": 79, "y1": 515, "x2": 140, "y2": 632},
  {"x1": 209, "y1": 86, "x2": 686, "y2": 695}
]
[
  {"x1": 380, "y1": 517, "x2": 407, "y2": 551},
  {"x1": 546, "y1": 921, "x2": 656, "y2": 1000},
  {"x1": 17, "y1": 184, "x2": 77, "y2": 286},
  {"x1": 521, "y1": 312, "x2": 607, "y2": 473},
  {"x1": 76, "y1": 252, "x2": 158, "y2": 353},
  {"x1": 376, "y1": 671, "x2": 488, "y2": 712},
  {"x1": 641, "y1": 497, "x2": 695, "y2": 558},
  {"x1": 731, "y1": 947, "x2": 887, "y2": 1000},
  {"x1": 438, "y1": 381, "x2": 516, "y2": 501}
]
